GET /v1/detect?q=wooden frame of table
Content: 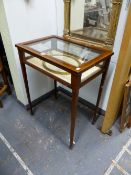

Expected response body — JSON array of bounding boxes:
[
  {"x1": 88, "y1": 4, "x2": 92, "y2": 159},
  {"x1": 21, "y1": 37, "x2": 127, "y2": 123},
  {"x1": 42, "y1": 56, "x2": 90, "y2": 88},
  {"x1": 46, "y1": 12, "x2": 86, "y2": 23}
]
[{"x1": 16, "y1": 35, "x2": 113, "y2": 149}]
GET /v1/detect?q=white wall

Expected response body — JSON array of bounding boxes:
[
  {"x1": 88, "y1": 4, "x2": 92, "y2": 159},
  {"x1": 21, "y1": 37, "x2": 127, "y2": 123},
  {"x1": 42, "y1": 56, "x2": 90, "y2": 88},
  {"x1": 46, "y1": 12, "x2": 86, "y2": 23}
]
[
  {"x1": 0, "y1": 0, "x2": 27, "y2": 104},
  {"x1": 111, "y1": 0, "x2": 129, "y2": 63},
  {"x1": 0, "y1": 0, "x2": 64, "y2": 105},
  {"x1": 70, "y1": 0, "x2": 85, "y2": 30}
]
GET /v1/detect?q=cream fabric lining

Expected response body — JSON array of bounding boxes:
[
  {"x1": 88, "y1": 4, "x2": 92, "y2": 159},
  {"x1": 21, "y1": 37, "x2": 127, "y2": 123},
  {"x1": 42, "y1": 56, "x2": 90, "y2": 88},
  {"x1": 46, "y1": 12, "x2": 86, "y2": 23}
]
[{"x1": 27, "y1": 57, "x2": 101, "y2": 84}]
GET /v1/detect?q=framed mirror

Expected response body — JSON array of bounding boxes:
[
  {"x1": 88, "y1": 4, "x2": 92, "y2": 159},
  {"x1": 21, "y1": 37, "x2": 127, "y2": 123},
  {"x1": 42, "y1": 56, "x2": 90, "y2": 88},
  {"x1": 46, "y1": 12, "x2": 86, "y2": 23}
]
[{"x1": 64, "y1": 0, "x2": 122, "y2": 48}]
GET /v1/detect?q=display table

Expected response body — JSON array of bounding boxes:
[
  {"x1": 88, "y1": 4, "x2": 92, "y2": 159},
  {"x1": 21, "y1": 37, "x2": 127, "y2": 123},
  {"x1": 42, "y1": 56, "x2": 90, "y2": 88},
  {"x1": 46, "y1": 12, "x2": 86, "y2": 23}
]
[{"x1": 16, "y1": 35, "x2": 113, "y2": 148}]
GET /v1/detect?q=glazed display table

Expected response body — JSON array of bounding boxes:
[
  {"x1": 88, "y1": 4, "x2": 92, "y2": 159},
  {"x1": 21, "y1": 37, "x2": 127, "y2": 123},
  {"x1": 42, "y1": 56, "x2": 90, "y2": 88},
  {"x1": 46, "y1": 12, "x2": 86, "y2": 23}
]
[{"x1": 16, "y1": 35, "x2": 113, "y2": 148}]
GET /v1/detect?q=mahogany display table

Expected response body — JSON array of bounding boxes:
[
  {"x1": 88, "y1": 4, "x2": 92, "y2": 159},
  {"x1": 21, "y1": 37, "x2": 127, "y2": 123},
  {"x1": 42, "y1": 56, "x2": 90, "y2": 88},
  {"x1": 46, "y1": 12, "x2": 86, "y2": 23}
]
[{"x1": 16, "y1": 35, "x2": 113, "y2": 148}]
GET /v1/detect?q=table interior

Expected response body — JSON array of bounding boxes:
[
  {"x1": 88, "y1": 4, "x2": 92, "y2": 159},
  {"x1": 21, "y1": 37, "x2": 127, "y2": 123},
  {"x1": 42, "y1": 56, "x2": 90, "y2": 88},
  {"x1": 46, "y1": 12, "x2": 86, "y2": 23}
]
[{"x1": 25, "y1": 37, "x2": 103, "y2": 67}]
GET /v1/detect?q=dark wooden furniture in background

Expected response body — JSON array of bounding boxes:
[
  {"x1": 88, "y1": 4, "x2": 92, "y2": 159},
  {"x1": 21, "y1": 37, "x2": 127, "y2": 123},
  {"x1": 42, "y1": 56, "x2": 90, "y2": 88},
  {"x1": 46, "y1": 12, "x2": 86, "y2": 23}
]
[
  {"x1": 0, "y1": 56, "x2": 11, "y2": 107},
  {"x1": 120, "y1": 80, "x2": 131, "y2": 132},
  {"x1": 0, "y1": 34, "x2": 13, "y2": 85},
  {"x1": 16, "y1": 35, "x2": 113, "y2": 148}
]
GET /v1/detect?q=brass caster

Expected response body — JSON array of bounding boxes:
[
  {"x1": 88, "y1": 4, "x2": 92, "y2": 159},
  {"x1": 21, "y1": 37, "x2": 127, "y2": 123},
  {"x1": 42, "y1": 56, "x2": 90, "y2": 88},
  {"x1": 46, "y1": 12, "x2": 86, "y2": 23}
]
[
  {"x1": 69, "y1": 140, "x2": 75, "y2": 149},
  {"x1": 98, "y1": 127, "x2": 113, "y2": 136},
  {"x1": 106, "y1": 130, "x2": 112, "y2": 136}
]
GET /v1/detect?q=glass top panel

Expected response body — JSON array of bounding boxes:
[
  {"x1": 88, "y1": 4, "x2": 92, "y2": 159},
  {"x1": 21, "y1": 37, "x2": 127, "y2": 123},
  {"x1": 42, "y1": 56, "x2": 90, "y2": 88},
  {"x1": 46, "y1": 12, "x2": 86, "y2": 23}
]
[{"x1": 26, "y1": 38, "x2": 103, "y2": 67}]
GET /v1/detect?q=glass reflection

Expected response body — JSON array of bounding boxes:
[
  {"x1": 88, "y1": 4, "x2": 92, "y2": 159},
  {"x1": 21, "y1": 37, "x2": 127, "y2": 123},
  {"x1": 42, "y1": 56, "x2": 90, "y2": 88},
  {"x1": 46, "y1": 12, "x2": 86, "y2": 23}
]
[
  {"x1": 84, "y1": 0, "x2": 111, "y2": 29},
  {"x1": 70, "y1": 0, "x2": 112, "y2": 42}
]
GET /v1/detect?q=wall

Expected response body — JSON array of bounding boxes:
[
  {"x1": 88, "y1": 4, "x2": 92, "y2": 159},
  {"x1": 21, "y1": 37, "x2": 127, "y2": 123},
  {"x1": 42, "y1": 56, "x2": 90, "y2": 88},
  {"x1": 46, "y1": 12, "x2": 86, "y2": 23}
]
[
  {"x1": 0, "y1": 0, "x2": 27, "y2": 104},
  {"x1": 70, "y1": 0, "x2": 85, "y2": 30},
  {"x1": 0, "y1": 0, "x2": 64, "y2": 105}
]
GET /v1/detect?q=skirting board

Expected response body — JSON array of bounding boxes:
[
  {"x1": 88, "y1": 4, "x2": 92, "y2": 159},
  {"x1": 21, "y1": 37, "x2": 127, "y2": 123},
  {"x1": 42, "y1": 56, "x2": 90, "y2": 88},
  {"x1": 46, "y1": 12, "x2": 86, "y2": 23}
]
[
  {"x1": 23, "y1": 86, "x2": 105, "y2": 116},
  {"x1": 58, "y1": 87, "x2": 105, "y2": 116}
]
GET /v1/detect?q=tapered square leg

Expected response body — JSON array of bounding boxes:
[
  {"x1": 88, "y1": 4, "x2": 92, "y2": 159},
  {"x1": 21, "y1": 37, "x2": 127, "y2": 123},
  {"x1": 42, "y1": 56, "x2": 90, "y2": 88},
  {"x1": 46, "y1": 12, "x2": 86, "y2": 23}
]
[
  {"x1": 18, "y1": 49, "x2": 33, "y2": 115},
  {"x1": 92, "y1": 59, "x2": 111, "y2": 124},
  {"x1": 54, "y1": 80, "x2": 58, "y2": 99},
  {"x1": 92, "y1": 72, "x2": 105, "y2": 124},
  {"x1": 70, "y1": 74, "x2": 81, "y2": 149}
]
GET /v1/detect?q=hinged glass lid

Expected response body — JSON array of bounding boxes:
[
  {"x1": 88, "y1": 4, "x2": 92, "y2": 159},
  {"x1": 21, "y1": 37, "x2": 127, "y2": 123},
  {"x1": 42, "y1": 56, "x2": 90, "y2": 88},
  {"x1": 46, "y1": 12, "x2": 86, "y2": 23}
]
[{"x1": 26, "y1": 37, "x2": 103, "y2": 67}]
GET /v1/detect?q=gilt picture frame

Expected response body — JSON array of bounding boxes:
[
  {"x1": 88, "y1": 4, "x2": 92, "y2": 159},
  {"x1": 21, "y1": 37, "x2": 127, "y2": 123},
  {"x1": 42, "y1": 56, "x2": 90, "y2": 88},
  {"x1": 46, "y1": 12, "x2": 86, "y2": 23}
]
[
  {"x1": 64, "y1": 0, "x2": 122, "y2": 48},
  {"x1": 120, "y1": 80, "x2": 131, "y2": 132}
]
